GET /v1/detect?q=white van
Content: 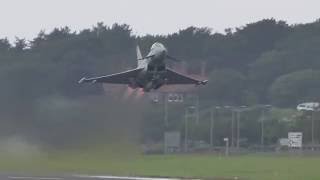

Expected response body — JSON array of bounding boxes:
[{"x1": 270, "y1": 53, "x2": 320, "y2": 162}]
[{"x1": 297, "y1": 102, "x2": 319, "y2": 111}]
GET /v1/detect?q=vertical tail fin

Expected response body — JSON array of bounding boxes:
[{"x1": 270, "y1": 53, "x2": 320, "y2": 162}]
[
  {"x1": 136, "y1": 45, "x2": 144, "y2": 68},
  {"x1": 136, "y1": 45, "x2": 142, "y2": 59}
]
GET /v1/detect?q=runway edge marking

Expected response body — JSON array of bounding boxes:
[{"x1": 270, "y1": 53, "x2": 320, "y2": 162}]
[
  {"x1": 73, "y1": 174, "x2": 201, "y2": 180},
  {"x1": 8, "y1": 177, "x2": 63, "y2": 180}
]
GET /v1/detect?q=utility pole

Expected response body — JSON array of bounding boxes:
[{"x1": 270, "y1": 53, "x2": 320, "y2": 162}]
[
  {"x1": 164, "y1": 93, "x2": 168, "y2": 126},
  {"x1": 195, "y1": 94, "x2": 199, "y2": 124},
  {"x1": 236, "y1": 110, "x2": 240, "y2": 149},
  {"x1": 210, "y1": 107, "x2": 218, "y2": 148},
  {"x1": 261, "y1": 109, "x2": 265, "y2": 149},
  {"x1": 312, "y1": 110, "x2": 315, "y2": 151},
  {"x1": 184, "y1": 106, "x2": 195, "y2": 152},
  {"x1": 231, "y1": 110, "x2": 235, "y2": 148},
  {"x1": 260, "y1": 105, "x2": 271, "y2": 149},
  {"x1": 184, "y1": 108, "x2": 189, "y2": 152}
]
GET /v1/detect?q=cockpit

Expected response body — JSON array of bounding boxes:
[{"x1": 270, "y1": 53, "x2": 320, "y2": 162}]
[
  {"x1": 148, "y1": 42, "x2": 168, "y2": 62},
  {"x1": 150, "y1": 42, "x2": 165, "y2": 51}
]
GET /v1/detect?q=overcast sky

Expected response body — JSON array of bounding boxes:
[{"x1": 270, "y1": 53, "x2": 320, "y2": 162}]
[{"x1": 1, "y1": 0, "x2": 319, "y2": 41}]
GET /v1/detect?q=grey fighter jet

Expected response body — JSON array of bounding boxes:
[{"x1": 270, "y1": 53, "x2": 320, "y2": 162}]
[{"x1": 78, "y1": 42, "x2": 208, "y2": 92}]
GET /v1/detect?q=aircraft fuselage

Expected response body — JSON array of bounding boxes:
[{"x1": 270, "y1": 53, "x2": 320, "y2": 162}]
[{"x1": 132, "y1": 43, "x2": 169, "y2": 91}]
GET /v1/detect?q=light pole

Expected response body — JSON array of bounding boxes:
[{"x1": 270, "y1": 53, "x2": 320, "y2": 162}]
[
  {"x1": 235, "y1": 106, "x2": 247, "y2": 149},
  {"x1": 164, "y1": 93, "x2": 168, "y2": 126},
  {"x1": 221, "y1": 106, "x2": 235, "y2": 148},
  {"x1": 195, "y1": 94, "x2": 200, "y2": 124},
  {"x1": 210, "y1": 106, "x2": 220, "y2": 148},
  {"x1": 210, "y1": 108, "x2": 214, "y2": 148},
  {"x1": 236, "y1": 110, "x2": 240, "y2": 149},
  {"x1": 303, "y1": 108, "x2": 317, "y2": 151},
  {"x1": 311, "y1": 110, "x2": 315, "y2": 150},
  {"x1": 184, "y1": 108, "x2": 188, "y2": 152},
  {"x1": 261, "y1": 109, "x2": 265, "y2": 148},
  {"x1": 231, "y1": 110, "x2": 235, "y2": 148},
  {"x1": 261, "y1": 105, "x2": 272, "y2": 149},
  {"x1": 184, "y1": 106, "x2": 195, "y2": 152}
]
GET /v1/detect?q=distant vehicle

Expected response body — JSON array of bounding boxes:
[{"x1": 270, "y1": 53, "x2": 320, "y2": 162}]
[
  {"x1": 79, "y1": 42, "x2": 208, "y2": 92},
  {"x1": 296, "y1": 102, "x2": 319, "y2": 111}
]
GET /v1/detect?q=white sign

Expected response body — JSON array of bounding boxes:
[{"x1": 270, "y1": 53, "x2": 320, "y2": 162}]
[{"x1": 288, "y1": 132, "x2": 303, "y2": 148}]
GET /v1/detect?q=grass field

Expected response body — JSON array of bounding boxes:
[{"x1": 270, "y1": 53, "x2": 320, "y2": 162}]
[{"x1": 1, "y1": 147, "x2": 320, "y2": 180}]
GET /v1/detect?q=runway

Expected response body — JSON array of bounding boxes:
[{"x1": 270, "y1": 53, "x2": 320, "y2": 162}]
[{"x1": 1, "y1": 174, "x2": 201, "y2": 180}]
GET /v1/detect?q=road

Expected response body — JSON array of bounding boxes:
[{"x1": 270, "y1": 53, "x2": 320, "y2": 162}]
[{"x1": 0, "y1": 174, "x2": 200, "y2": 180}]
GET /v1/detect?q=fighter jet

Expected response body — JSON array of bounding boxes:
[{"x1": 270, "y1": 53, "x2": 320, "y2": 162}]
[{"x1": 78, "y1": 42, "x2": 208, "y2": 92}]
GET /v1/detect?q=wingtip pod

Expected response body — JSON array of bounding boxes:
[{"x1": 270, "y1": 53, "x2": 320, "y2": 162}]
[
  {"x1": 196, "y1": 80, "x2": 208, "y2": 86},
  {"x1": 201, "y1": 80, "x2": 208, "y2": 85}
]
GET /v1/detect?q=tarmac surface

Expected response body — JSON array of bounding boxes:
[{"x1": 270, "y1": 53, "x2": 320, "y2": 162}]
[{"x1": 0, "y1": 174, "x2": 200, "y2": 180}]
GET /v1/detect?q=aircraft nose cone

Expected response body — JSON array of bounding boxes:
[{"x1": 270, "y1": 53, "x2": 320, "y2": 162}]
[
  {"x1": 161, "y1": 50, "x2": 167, "y2": 58},
  {"x1": 162, "y1": 48, "x2": 168, "y2": 55}
]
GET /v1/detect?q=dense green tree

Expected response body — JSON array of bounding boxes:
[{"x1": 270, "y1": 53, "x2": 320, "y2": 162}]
[
  {"x1": 201, "y1": 69, "x2": 247, "y2": 105},
  {"x1": 269, "y1": 69, "x2": 320, "y2": 106},
  {"x1": 0, "y1": 38, "x2": 11, "y2": 52}
]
